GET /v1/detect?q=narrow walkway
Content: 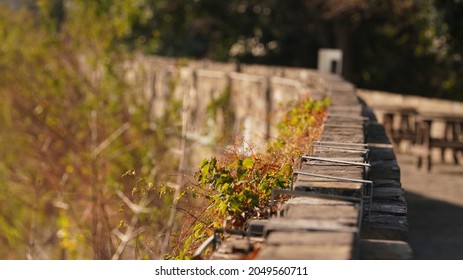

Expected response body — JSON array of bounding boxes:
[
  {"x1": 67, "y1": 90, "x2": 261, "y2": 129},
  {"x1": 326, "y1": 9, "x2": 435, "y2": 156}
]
[{"x1": 397, "y1": 153, "x2": 463, "y2": 259}]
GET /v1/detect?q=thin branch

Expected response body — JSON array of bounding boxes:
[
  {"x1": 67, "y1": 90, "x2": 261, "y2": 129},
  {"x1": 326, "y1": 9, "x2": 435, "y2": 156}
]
[
  {"x1": 111, "y1": 209, "x2": 141, "y2": 260},
  {"x1": 93, "y1": 122, "x2": 131, "y2": 156},
  {"x1": 115, "y1": 190, "x2": 153, "y2": 214},
  {"x1": 160, "y1": 75, "x2": 192, "y2": 258}
]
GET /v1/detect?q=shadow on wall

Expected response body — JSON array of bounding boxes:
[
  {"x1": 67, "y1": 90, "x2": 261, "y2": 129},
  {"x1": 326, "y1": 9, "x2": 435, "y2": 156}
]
[{"x1": 405, "y1": 191, "x2": 463, "y2": 260}]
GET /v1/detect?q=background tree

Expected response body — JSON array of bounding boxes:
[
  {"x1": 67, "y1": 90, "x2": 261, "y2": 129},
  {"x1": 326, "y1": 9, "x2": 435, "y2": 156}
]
[
  {"x1": 116, "y1": 0, "x2": 463, "y2": 100},
  {"x1": 4, "y1": 0, "x2": 463, "y2": 100}
]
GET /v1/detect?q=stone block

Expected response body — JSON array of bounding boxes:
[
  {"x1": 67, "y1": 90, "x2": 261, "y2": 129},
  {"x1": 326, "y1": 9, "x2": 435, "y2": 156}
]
[{"x1": 359, "y1": 239, "x2": 412, "y2": 260}]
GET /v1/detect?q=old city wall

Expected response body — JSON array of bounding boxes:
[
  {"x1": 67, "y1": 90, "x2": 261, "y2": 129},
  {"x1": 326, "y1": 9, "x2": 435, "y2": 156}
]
[{"x1": 122, "y1": 56, "x2": 329, "y2": 166}]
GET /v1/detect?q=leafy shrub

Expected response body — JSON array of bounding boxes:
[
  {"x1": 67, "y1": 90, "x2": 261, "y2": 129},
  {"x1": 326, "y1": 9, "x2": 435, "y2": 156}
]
[{"x1": 181, "y1": 97, "x2": 330, "y2": 258}]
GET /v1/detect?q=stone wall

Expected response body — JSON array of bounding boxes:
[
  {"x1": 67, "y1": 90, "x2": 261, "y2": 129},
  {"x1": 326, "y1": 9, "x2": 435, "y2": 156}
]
[
  {"x1": 123, "y1": 56, "x2": 411, "y2": 259},
  {"x1": 122, "y1": 56, "x2": 331, "y2": 168}
]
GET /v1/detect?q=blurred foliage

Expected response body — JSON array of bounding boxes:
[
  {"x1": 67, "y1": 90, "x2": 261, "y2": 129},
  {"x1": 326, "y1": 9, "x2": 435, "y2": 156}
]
[
  {"x1": 4, "y1": 0, "x2": 463, "y2": 100},
  {"x1": 0, "y1": 1, "x2": 184, "y2": 259},
  {"x1": 72, "y1": 0, "x2": 462, "y2": 101}
]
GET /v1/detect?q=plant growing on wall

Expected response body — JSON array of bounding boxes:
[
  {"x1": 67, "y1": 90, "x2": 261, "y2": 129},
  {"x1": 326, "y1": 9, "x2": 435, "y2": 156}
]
[{"x1": 176, "y1": 97, "x2": 330, "y2": 258}]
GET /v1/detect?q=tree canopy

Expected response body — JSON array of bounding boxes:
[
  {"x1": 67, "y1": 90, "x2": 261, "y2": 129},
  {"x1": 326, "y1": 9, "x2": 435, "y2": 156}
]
[
  {"x1": 5, "y1": 0, "x2": 462, "y2": 99},
  {"x1": 117, "y1": 0, "x2": 463, "y2": 100}
]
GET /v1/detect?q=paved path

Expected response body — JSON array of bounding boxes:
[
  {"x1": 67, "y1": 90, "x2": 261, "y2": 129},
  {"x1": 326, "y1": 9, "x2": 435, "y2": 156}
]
[{"x1": 397, "y1": 153, "x2": 463, "y2": 259}]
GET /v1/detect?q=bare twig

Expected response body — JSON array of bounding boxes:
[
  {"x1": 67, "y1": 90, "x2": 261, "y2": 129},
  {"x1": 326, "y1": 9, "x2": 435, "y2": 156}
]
[
  {"x1": 111, "y1": 197, "x2": 151, "y2": 260},
  {"x1": 93, "y1": 122, "x2": 131, "y2": 156},
  {"x1": 27, "y1": 179, "x2": 40, "y2": 260},
  {"x1": 111, "y1": 211, "x2": 139, "y2": 260},
  {"x1": 160, "y1": 73, "x2": 193, "y2": 258},
  {"x1": 115, "y1": 190, "x2": 153, "y2": 214}
]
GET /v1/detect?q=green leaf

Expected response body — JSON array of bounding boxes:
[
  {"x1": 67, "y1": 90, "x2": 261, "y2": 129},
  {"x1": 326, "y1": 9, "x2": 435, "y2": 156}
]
[
  {"x1": 308, "y1": 115, "x2": 315, "y2": 126},
  {"x1": 242, "y1": 157, "x2": 255, "y2": 169},
  {"x1": 237, "y1": 167, "x2": 247, "y2": 181},
  {"x1": 280, "y1": 163, "x2": 292, "y2": 178},
  {"x1": 229, "y1": 197, "x2": 241, "y2": 213},
  {"x1": 201, "y1": 162, "x2": 210, "y2": 177},
  {"x1": 220, "y1": 182, "x2": 230, "y2": 193},
  {"x1": 199, "y1": 158, "x2": 209, "y2": 168},
  {"x1": 219, "y1": 201, "x2": 228, "y2": 215}
]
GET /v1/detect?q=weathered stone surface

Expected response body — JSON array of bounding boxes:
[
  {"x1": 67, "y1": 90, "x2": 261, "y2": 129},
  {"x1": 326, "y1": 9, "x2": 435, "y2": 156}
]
[
  {"x1": 373, "y1": 179, "x2": 402, "y2": 188},
  {"x1": 366, "y1": 123, "x2": 391, "y2": 144},
  {"x1": 257, "y1": 244, "x2": 354, "y2": 260},
  {"x1": 294, "y1": 185, "x2": 363, "y2": 198},
  {"x1": 265, "y1": 231, "x2": 356, "y2": 245},
  {"x1": 368, "y1": 146, "x2": 397, "y2": 161},
  {"x1": 365, "y1": 200, "x2": 407, "y2": 215},
  {"x1": 325, "y1": 118, "x2": 364, "y2": 124},
  {"x1": 323, "y1": 126, "x2": 365, "y2": 133},
  {"x1": 371, "y1": 187, "x2": 405, "y2": 199},
  {"x1": 320, "y1": 134, "x2": 365, "y2": 143},
  {"x1": 257, "y1": 231, "x2": 358, "y2": 259},
  {"x1": 263, "y1": 218, "x2": 358, "y2": 234},
  {"x1": 293, "y1": 179, "x2": 364, "y2": 191},
  {"x1": 359, "y1": 239, "x2": 412, "y2": 260},
  {"x1": 322, "y1": 133, "x2": 365, "y2": 139},
  {"x1": 302, "y1": 161, "x2": 367, "y2": 168},
  {"x1": 220, "y1": 238, "x2": 252, "y2": 254},
  {"x1": 301, "y1": 165, "x2": 365, "y2": 177},
  {"x1": 360, "y1": 222, "x2": 408, "y2": 241},
  {"x1": 283, "y1": 196, "x2": 356, "y2": 206},
  {"x1": 302, "y1": 160, "x2": 367, "y2": 166},
  {"x1": 369, "y1": 160, "x2": 400, "y2": 181},
  {"x1": 281, "y1": 205, "x2": 359, "y2": 223},
  {"x1": 323, "y1": 125, "x2": 365, "y2": 132},
  {"x1": 363, "y1": 213, "x2": 408, "y2": 226},
  {"x1": 295, "y1": 162, "x2": 367, "y2": 193},
  {"x1": 248, "y1": 220, "x2": 268, "y2": 236},
  {"x1": 312, "y1": 150, "x2": 367, "y2": 161},
  {"x1": 361, "y1": 214, "x2": 408, "y2": 241},
  {"x1": 309, "y1": 154, "x2": 367, "y2": 163},
  {"x1": 302, "y1": 162, "x2": 367, "y2": 168},
  {"x1": 329, "y1": 106, "x2": 364, "y2": 115},
  {"x1": 300, "y1": 164, "x2": 365, "y2": 174},
  {"x1": 210, "y1": 236, "x2": 265, "y2": 260}
]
